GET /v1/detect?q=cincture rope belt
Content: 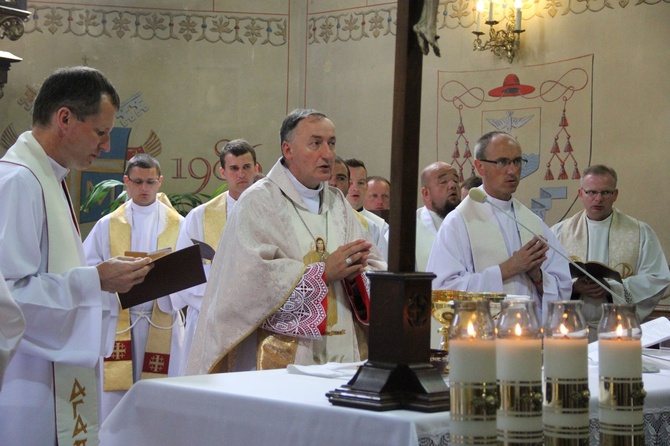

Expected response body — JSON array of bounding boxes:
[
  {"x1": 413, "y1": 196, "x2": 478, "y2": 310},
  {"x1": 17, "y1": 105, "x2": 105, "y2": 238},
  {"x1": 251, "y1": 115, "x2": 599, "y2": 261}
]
[{"x1": 116, "y1": 309, "x2": 185, "y2": 334}]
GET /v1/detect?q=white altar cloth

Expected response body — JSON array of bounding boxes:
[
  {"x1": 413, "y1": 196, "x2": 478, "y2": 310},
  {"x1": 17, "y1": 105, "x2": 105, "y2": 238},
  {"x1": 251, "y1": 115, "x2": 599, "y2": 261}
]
[{"x1": 100, "y1": 360, "x2": 670, "y2": 446}]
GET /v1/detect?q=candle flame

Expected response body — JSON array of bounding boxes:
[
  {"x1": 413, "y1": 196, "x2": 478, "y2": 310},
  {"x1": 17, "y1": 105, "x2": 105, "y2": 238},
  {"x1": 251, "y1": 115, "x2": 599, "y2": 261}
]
[
  {"x1": 467, "y1": 321, "x2": 476, "y2": 337},
  {"x1": 476, "y1": 0, "x2": 485, "y2": 12},
  {"x1": 514, "y1": 323, "x2": 522, "y2": 336},
  {"x1": 514, "y1": 0, "x2": 523, "y2": 9},
  {"x1": 616, "y1": 324, "x2": 623, "y2": 337},
  {"x1": 559, "y1": 324, "x2": 568, "y2": 336}
]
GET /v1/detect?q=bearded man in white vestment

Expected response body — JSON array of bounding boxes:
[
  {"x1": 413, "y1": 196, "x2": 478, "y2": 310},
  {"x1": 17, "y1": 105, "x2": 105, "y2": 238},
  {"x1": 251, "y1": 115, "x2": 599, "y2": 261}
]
[
  {"x1": 415, "y1": 161, "x2": 460, "y2": 349},
  {"x1": 416, "y1": 161, "x2": 460, "y2": 272},
  {"x1": 83, "y1": 154, "x2": 185, "y2": 421},
  {"x1": 427, "y1": 131, "x2": 572, "y2": 320},
  {"x1": 186, "y1": 109, "x2": 386, "y2": 375},
  {"x1": 0, "y1": 66, "x2": 152, "y2": 446},
  {"x1": 172, "y1": 139, "x2": 259, "y2": 376},
  {"x1": 552, "y1": 164, "x2": 670, "y2": 341}
]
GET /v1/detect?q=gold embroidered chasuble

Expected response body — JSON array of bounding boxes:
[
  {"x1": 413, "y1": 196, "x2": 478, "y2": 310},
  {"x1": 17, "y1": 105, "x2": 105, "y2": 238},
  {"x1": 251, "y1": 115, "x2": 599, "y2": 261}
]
[
  {"x1": 186, "y1": 160, "x2": 386, "y2": 376},
  {"x1": 105, "y1": 201, "x2": 181, "y2": 390}
]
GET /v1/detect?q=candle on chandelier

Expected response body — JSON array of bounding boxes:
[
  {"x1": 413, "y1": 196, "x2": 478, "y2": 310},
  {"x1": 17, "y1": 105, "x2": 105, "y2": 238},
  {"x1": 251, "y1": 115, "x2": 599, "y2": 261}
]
[
  {"x1": 514, "y1": 0, "x2": 523, "y2": 31},
  {"x1": 476, "y1": 0, "x2": 485, "y2": 32},
  {"x1": 488, "y1": 0, "x2": 494, "y2": 22}
]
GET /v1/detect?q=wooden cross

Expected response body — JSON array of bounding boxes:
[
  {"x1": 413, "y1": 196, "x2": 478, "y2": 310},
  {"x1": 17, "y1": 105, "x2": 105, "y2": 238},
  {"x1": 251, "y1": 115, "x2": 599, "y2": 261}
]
[{"x1": 327, "y1": 0, "x2": 450, "y2": 412}]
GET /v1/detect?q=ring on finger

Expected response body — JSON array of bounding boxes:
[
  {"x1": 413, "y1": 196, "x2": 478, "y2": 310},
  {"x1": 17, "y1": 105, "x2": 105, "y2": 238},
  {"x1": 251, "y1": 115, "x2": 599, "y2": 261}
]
[{"x1": 345, "y1": 257, "x2": 352, "y2": 265}]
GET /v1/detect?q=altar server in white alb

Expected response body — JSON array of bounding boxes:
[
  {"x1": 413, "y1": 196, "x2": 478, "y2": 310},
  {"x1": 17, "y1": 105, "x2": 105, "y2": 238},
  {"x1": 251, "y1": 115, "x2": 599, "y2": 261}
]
[
  {"x1": 172, "y1": 139, "x2": 259, "y2": 375},
  {"x1": 187, "y1": 109, "x2": 386, "y2": 375},
  {"x1": 552, "y1": 164, "x2": 670, "y2": 340},
  {"x1": 427, "y1": 131, "x2": 572, "y2": 320},
  {"x1": 0, "y1": 66, "x2": 152, "y2": 446},
  {"x1": 83, "y1": 153, "x2": 185, "y2": 422}
]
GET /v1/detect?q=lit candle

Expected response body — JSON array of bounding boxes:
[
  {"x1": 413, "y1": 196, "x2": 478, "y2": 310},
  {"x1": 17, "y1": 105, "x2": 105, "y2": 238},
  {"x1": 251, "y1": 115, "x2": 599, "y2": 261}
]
[
  {"x1": 488, "y1": 0, "x2": 494, "y2": 22},
  {"x1": 476, "y1": 0, "x2": 485, "y2": 32},
  {"x1": 449, "y1": 300, "x2": 497, "y2": 445},
  {"x1": 496, "y1": 300, "x2": 542, "y2": 444},
  {"x1": 597, "y1": 304, "x2": 645, "y2": 444},
  {"x1": 450, "y1": 336, "x2": 497, "y2": 441},
  {"x1": 543, "y1": 301, "x2": 590, "y2": 444},
  {"x1": 514, "y1": 0, "x2": 522, "y2": 31}
]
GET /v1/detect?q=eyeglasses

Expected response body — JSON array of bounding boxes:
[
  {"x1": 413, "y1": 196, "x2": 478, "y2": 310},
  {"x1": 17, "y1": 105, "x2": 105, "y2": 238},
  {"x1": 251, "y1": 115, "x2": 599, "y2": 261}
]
[
  {"x1": 127, "y1": 177, "x2": 160, "y2": 186},
  {"x1": 479, "y1": 157, "x2": 528, "y2": 169},
  {"x1": 581, "y1": 188, "x2": 615, "y2": 198}
]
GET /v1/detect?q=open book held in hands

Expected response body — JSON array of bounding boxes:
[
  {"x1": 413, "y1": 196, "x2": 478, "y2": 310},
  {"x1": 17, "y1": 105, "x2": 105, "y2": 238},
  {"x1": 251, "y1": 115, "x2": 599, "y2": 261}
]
[
  {"x1": 118, "y1": 244, "x2": 207, "y2": 309},
  {"x1": 569, "y1": 260, "x2": 622, "y2": 284}
]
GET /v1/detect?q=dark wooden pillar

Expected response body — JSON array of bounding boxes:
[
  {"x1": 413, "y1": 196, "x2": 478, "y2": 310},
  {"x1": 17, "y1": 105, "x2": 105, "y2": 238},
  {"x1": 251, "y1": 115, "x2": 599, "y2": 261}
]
[{"x1": 327, "y1": 0, "x2": 449, "y2": 412}]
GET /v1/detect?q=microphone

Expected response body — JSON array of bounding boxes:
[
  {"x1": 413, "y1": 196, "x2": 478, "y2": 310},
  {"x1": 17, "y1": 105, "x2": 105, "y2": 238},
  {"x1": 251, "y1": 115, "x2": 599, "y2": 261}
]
[{"x1": 468, "y1": 188, "x2": 625, "y2": 302}]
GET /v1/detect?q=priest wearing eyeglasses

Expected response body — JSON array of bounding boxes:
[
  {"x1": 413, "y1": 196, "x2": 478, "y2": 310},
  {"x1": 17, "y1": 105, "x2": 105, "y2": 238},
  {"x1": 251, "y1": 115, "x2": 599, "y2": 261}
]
[
  {"x1": 427, "y1": 131, "x2": 572, "y2": 321},
  {"x1": 552, "y1": 164, "x2": 670, "y2": 340},
  {"x1": 83, "y1": 153, "x2": 185, "y2": 422}
]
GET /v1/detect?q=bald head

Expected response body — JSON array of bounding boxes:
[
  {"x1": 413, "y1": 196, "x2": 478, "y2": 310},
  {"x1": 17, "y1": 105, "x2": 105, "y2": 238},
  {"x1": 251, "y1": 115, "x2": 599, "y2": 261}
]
[{"x1": 420, "y1": 161, "x2": 460, "y2": 218}]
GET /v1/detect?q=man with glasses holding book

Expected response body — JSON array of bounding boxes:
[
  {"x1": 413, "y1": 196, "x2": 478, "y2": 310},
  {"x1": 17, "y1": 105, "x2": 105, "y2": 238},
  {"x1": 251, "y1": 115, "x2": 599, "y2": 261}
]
[
  {"x1": 83, "y1": 153, "x2": 185, "y2": 421},
  {"x1": 427, "y1": 131, "x2": 572, "y2": 321},
  {"x1": 552, "y1": 164, "x2": 670, "y2": 340}
]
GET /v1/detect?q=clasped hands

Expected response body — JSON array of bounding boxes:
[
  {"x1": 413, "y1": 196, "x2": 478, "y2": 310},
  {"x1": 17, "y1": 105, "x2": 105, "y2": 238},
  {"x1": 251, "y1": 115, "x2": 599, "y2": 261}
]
[
  {"x1": 324, "y1": 239, "x2": 372, "y2": 285},
  {"x1": 500, "y1": 236, "x2": 548, "y2": 282}
]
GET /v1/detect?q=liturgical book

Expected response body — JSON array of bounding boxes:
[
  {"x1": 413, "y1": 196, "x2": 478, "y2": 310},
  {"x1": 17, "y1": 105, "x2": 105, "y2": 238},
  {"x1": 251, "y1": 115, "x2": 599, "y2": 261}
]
[
  {"x1": 118, "y1": 244, "x2": 206, "y2": 309},
  {"x1": 569, "y1": 260, "x2": 622, "y2": 285}
]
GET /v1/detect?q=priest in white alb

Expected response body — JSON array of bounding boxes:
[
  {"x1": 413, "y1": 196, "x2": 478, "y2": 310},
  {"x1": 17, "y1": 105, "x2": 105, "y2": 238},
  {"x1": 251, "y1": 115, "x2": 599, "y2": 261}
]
[
  {"x1": 427, "y1": 131, "x2": 572, "y2": 320},
  {"x1": 0, "y1": 66, "x2": 152, "y2": 446}
]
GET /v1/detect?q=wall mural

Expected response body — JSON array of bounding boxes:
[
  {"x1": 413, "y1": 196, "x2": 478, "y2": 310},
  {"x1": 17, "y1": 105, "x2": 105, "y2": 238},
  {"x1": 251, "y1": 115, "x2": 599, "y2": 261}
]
[{"x1": 437, "y1": 55, "x2": 593, "y2": 222}]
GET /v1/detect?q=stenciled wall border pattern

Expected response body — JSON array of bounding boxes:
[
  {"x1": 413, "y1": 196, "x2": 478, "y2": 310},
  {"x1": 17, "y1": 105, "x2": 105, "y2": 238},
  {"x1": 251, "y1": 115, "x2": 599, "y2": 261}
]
[
  {"x1": 308, "y1": 6, "x2": 397, "y2": 44},
  {"x1": 308, "y1": 0, "x2": 667, "y2": 44},
  {"x1": 25, "y1": 4, "x2": 287, "y2": 45}
]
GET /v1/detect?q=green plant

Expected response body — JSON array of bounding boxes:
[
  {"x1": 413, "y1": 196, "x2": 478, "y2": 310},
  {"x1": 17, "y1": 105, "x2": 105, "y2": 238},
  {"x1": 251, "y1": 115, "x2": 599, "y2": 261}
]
[{"x1": 80, "y1": 179, "x2": 227, "y2": 217}]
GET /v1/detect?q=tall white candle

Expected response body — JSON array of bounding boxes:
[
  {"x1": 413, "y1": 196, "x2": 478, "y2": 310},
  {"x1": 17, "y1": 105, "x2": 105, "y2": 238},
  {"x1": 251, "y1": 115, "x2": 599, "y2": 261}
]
[
  {"x1": 599, "y1": 338, "x2": 642, "y2": 378},
  {"x1": 488, "y1": 1, "x2": 494, "y2": 22},
  {"x1": 544, "y1": 337, "x2": 588, "y2": 378},
  {"x1": 450, "y1": 338, "x2": 496, "y2": 382},
  {"x1": 450, "y1": 338, "x2": 497, "y2": 445},
  {"x1": 496, "y1": 338, "x2": 542, "y2": 380}
]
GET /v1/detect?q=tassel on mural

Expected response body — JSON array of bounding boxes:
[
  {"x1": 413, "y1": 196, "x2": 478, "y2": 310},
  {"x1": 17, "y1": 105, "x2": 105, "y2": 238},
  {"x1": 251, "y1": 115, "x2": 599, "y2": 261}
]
[
  {"x1": 572, "y1": 165, "x2": 581, "y2": 180},
  {"x1": 544, "y1": 165, "x2": 554, "y2": 180}
]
